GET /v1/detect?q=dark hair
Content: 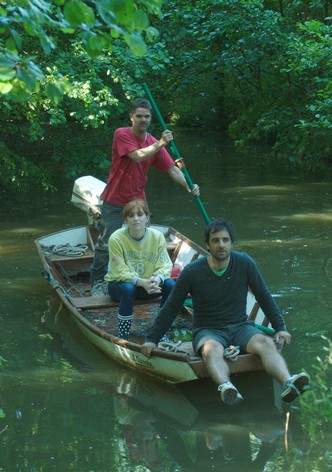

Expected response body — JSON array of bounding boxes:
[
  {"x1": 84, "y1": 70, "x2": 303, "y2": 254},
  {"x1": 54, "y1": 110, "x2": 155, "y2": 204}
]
[
  {"x1": 122, "y1": 199, "x2": 150, "y2": 220},
  {"x1": 130, "y1": 98, "x2": 152, "y2": 113},
  {"x1": 204, "y1": 219, "x2": 235, "y2": 244}
]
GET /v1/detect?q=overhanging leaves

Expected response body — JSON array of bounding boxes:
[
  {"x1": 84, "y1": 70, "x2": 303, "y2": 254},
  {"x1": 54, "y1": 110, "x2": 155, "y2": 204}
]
[{"x1": 0, "y1": 0, "x2": 162, "y2": 101}]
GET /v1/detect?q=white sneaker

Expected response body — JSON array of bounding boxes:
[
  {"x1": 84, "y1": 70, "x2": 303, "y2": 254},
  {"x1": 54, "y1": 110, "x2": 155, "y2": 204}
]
[
  {"x1": 218, "y1": 382, "x2": 243, "y2": 406},
  {"x1": 281, "y1": 372, "x2": 310, "y2": 402},
  {"x1": 91, "y1": 280, "x2": 108, "y2": 296}
]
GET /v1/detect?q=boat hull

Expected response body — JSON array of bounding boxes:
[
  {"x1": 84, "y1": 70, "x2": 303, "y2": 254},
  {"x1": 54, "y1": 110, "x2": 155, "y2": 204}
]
[{"x1": 36, "y1": 224, "x2": 277, "y2": 384}]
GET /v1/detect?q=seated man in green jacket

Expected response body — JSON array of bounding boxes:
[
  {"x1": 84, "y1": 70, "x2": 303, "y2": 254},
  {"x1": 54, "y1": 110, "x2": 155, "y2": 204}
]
[
  {"x1": 105, "y1": 199, "x2": 175, "y2": 340},
  {"x1": 142, "y1": 218, "x2": 310, "y2": 406}
]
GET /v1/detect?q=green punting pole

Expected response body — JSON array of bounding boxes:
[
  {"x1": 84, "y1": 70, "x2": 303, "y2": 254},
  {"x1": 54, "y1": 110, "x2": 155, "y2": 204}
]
[
  {"x1": 142, "y1": 83, "x2": 211, "y2": 225},
  {"x1": 254, "y1": 323, "x2": 275, "y2": 335}
]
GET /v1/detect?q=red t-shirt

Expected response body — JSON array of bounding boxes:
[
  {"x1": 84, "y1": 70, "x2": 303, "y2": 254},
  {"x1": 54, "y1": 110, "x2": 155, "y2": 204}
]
[{"x1": 101, "y1": 127, "x2": 175, "y2": 205}]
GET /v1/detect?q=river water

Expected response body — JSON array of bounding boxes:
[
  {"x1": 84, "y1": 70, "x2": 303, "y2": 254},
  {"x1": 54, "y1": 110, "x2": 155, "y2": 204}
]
[{"x1": 1, "y1": 131, "x2": 331, "y2": 471}]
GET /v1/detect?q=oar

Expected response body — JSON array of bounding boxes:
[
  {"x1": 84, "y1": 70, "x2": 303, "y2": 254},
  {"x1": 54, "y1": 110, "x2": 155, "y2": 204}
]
[{"x1": 142, "y1": 83, "x2": 211, "y2": 225}]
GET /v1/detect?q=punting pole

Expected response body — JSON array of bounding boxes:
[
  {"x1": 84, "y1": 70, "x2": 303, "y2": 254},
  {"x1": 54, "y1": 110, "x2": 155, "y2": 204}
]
[{"x1": 142, "y1": 83, "x2": 211, "y2": 225}]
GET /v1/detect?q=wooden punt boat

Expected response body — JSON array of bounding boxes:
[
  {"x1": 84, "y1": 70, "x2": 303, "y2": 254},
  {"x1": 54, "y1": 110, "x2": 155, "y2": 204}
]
[{"x1": 35, "y1": 223, "x2": 279, "y2": 385}]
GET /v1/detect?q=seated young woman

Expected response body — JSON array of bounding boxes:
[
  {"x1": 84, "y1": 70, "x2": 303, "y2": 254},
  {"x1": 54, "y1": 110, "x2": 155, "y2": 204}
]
[{"x1": 105, "y1": 199, "x2": 175, "y2": 340}]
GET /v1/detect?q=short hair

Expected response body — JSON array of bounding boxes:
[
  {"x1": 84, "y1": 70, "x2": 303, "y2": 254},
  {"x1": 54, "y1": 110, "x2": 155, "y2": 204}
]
[
  {"x1": 204, "y1": 218, "x2": 235, "y2": 244},
  {"x1": 122, "y1": 199, "x2": 150, "y2": 220},
  {"x1": 130, "y1": 98, "x2": 152, "y2": 113}
]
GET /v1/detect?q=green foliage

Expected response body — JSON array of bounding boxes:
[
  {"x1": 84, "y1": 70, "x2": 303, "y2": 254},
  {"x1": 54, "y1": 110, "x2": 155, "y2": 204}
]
[
  {"x1": 158, "y1": 0, "x2": 332, "y2": 171},
  {"x1": 275, "y1": 336, "x2": 332, "y2": 471},
  {"x1": 298, "y1": 336, "x2": 332, "y2": 442},
  {"x1": 0, "y1": 0, "x2": 162, "y2": 101},
  {"x1": 170, "y1": 328, "x2": 192, "y2": 343},
  {"x1": 0, "y1": 22, "x2": 170, "y2": 190},
  {"x1": 2, "y1": 0, "x2": 332, "y2": 193},
  {"x1": 0, "y1": 140, "x2": 55, "y2": 192},
  {"x1": 158, "y1": 0, "x2": 287, "y2": 124}
]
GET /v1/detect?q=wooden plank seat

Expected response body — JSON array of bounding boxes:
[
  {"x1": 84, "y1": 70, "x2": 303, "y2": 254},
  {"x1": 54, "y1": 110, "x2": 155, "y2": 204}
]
[
  {"x1": 48, "y1": 250, "x2": 94, "y2": 263},
  {"x1": 71, "y1": 294, "x2": 162, "y2": 310},
  {"x1": 158, "y1": 341, "x2": 267, "y2": 375}
]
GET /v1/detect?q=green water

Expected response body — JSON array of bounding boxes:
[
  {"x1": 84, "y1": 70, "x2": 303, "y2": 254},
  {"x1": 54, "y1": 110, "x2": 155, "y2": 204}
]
[{"x1": 1, "y1": 132, "x2": 331, "y2": 471}]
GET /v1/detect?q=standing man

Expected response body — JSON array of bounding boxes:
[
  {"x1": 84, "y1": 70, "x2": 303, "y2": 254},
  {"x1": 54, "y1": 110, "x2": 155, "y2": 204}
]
[
  {"x1": 90, "y1": 98, "x2": 199, "y2": 295},
  {"x1": 142, "y1": 219, "x2": 310, "y2": 406}
]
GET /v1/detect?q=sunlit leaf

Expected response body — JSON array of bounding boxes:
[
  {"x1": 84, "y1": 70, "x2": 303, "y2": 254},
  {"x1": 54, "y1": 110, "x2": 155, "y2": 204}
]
[
  {"x1": 23, "y1": 22, "x2": 37, "y2": 35},
  {"x1": 0, "y1": 82, "x2": 13, "y2": 93},
  {"x1": 39, "y1": 36, "x2": 52, "y2": 54},
  {"x1": 127, "y1": 32, "x2": 147, "y2": 56},
  {"x1": 17, "y1": 7, "x2": 29, "y2": 20},
  {"x1": 27, "y1": 61, "x2": 44, "y2": 78},
  {"x1": 110, "y1": 28, "x2": 120, "y2": 38},
  {"x1": 10, "y1": 28, "x2": 22, "y2": 49},
  {"x1": 132, "y1": 9, "x2": 149, "y2": 30},
  {"x1": 0, "y1": 67, "x2": 16, "y2": 81},
  {"x1": 46, "y1": 83, "x2": 63, "y2": 105},
  {"x1": 64, "y1": 0, "x2": 96, "y2": 28},
  {"x1": 110, "y1": 0, "x2": 136, "y2": 26},
  {"x1": 17, "y1": 68, "x2": 37, "y2": 91},
  {"x1": 6, "y1": 37, "x2": 17, "y2": 53},
  {"x1": 139, "y1": 0, "x2": 162, "y2": 14},
  {"x1": 0, "y1": 56, "x2": 18, "y2": 68},
  {"x1": 110, "y1": 24, "x2": 124, "y2": 38},
  {"x1": 96, "y1": 0, "x2": 116, "y2": 24},
  {"x1": 145, "y1": 25, "x2": 159, "y2": 40},
  {"x1": 84, "y1": 34, "x2": 105, "y2": 56},
  {"x1": 60, "y1": 27, "x2": 76, "y2": 34}
]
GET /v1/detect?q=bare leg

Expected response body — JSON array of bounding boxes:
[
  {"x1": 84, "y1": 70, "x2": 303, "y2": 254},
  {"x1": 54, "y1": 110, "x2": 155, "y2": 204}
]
[
  {"x1": 246, "y1": 334, "x2": 290, "y2": 385},
  {"x1": 201, "y1": 340, "x2": 243, "y2": 405},
  {"x1": 200, "y1": 340, "x2": 231, "y2": 384}
]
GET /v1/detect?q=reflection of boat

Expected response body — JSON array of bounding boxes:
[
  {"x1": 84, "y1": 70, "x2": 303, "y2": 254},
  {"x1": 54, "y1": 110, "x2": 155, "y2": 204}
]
[
  {"x1": 43, "y1": 299, "x2": 201, "y2": 427},
  {"x1": 110, "y1": 367, "x2": 285, "y2": 472},
  {"x1": 42, "y1": 296, "x2": 285, "y2": 471},
  {"x1": 35, "y1": 176, "x2": 281, "y2": 385},
  {"x1": 112, "y1": 373, "x2": 285, "y2": 472}
]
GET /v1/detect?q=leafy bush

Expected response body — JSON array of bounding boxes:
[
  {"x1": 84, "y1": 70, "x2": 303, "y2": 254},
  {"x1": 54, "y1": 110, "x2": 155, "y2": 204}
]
[{"x1": 299, "y1": 335, "x2": 332, "y2": 442}]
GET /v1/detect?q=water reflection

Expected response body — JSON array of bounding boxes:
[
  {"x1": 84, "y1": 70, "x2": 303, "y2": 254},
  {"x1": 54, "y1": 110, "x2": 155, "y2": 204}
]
[
  {"x1": 37, "y1": 297, "x2": 286, "y2": 471},
  {"x1": 112, "y1": 392, "x2": 284, "y2": 471}
]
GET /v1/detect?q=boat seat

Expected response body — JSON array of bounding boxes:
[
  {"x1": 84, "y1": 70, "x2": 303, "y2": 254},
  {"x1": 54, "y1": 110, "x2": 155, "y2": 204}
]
[{"x1": 70, "y1": 295, "x2": 162, "y2": 310}]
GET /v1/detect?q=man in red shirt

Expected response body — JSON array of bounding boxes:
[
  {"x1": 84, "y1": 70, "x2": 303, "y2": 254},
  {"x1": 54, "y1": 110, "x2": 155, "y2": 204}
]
[{"x1": 91, "y1": 98, "x2": 199, "y2": 295}]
